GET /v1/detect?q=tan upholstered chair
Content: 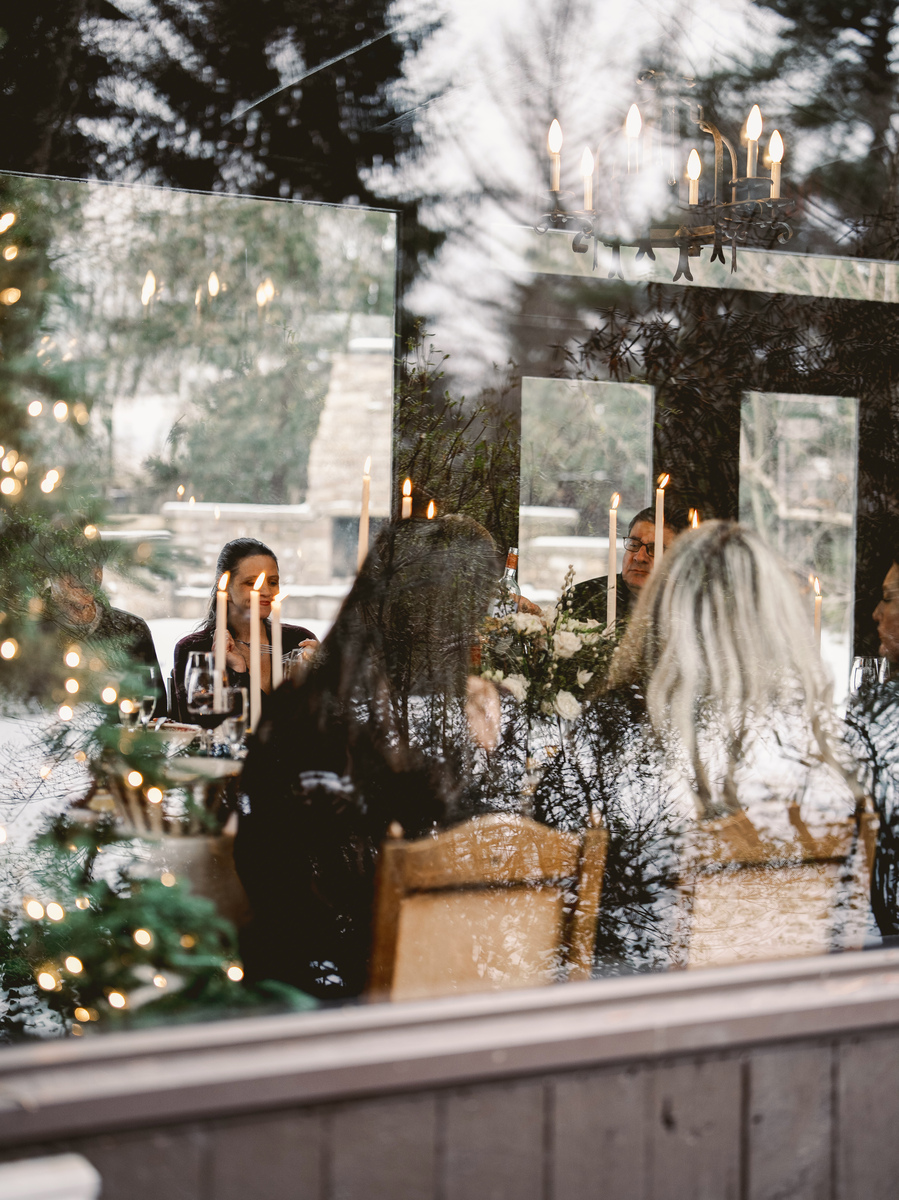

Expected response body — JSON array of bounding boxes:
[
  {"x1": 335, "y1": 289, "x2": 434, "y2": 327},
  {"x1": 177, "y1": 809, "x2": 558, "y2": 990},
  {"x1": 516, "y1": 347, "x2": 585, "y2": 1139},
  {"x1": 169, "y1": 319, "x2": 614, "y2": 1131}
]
[
  {"x1": 676, "y1": 803, "x2": 878, "y2": 969},
  {"x1": 367, "y1": 813, "x2": 609, "y2": 1002}
]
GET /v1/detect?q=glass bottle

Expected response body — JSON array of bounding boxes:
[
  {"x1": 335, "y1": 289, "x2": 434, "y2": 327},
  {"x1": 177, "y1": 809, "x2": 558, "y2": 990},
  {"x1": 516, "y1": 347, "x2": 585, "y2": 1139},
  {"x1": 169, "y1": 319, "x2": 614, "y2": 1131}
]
[{"x1": 491, "y1": 547, "x2": 521, "y2": 617}]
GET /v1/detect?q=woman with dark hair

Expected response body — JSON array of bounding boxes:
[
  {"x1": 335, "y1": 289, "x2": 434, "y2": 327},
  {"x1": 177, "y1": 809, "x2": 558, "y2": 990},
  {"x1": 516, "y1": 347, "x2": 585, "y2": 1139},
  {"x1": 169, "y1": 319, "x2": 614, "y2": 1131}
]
[
  {"x1": 171, "y1": 537, "x2": 317, "y2": 721},
  {"x1": 235, "y1": 515, "x2": 527, "y2": 999}
]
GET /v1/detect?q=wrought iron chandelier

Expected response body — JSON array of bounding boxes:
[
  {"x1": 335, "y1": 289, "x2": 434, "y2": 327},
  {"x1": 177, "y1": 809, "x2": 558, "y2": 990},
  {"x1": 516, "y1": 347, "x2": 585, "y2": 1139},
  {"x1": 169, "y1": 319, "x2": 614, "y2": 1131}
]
[{"x1": 536, "y1": 88, "x2": 794, "y2": 282}]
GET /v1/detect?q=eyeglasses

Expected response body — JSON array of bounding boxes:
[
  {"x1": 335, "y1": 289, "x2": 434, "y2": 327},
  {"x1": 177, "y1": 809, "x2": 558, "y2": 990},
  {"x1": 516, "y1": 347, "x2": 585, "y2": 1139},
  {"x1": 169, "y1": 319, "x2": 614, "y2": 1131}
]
[{"x1": 623, "y1": 536, "x2": 656, "y2": 557}]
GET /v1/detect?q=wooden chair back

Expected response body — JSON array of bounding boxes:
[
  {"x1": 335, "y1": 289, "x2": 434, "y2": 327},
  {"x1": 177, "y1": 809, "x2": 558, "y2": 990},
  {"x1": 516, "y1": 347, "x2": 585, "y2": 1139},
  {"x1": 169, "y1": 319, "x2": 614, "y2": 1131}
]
[
  {"x1": 676, "y1": 804, "x2": 877, "y2": 970},
  {"x1": 367, "y1": 813, "x2": 609, "y2": 1002}
]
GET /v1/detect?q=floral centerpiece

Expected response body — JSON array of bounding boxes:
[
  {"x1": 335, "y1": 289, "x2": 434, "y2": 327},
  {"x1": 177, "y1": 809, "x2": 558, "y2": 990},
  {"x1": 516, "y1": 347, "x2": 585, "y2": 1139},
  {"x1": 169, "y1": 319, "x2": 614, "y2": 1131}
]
[{"x1": 478, "y1": 568, "x2": 618, "y2": 726}]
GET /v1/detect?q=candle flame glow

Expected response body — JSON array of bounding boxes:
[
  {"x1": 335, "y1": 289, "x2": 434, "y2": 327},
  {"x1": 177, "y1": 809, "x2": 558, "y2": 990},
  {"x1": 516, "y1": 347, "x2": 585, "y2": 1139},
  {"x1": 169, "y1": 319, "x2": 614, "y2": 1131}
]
[
  {"x1": 141, "y1": 271, "x2": 156, "y2": 306},
  {"x1": 426, "y1": 500, "x2": 436, "y2": 519},
  {"x1": 746, "y1": 104, "x2": 762, "y2": 142},
  {"x1": 274, "y1": 591, "x2": 286, "y2": 604},
  {"x1": 208, "y1": 271, "x2": 220, "y2": 297},
  {"x1": 581, "y1": 147, "x2": 594, "y2": 178},
  {"x1": 253, "y1": 572, "x2": 266, "y2": 591},
  {"x1": 814, "y1": 576, "x2": 821, "y2": 597},
  {"x1": 625, "y1": 104, "x2": 642, "y2": 139},
  {"x1": 690, "y1": 508, "x2": 700, "y2": 528},
  {"x1": 363, "y1": 455, "x2": 371, "y2": 475},
  {"x1": 547, "y1": 119, "x2": 563, "y2": 154},
  {"x1": 768, "y1": 129, "x2": 784, "y2": 163},
  {"x1": 611, "y1": 492, "x2": 620, "y2": 509},
  {"x1": 686, "y1": 149, "x2": 702, "y2": 180},
  {"x1": 402, "y1": 478, "x2": 412, "y2": 497},
  {"x1": 657, "y1": 473, "x2": 670, "y2": 489},
  {"x1": 218, "y1": 572, "x2": 229, "y2": 591}
]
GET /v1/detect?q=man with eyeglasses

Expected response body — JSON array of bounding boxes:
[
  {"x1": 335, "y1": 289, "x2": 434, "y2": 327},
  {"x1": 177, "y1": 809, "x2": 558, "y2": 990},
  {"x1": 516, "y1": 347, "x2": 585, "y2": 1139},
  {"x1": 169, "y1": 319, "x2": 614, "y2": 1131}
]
[{"x1": 566, "y1": 505, "x2": 689, "y2": 627}]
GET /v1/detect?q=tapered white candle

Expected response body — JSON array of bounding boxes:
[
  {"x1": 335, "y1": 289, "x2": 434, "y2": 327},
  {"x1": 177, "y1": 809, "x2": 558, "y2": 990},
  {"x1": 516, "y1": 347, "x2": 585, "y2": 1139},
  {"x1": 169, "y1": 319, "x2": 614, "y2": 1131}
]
[
  {"x1": 548, "y1": 120, "x2": 563, "y2": 192},
  {"x1": 401, "y1": 478, "x2": 412, "y2": 519},
  {"x1": 768, "y1": 130, "x2": 784, "y2": 199},
  {"x1": 746, "y1": 105, "x2": 762, "y2": 177},
  {"x1": 581, "y1": 147, "x2": 594, "y2": 211},
  {"x1": 607, "y1": 493, "x2": 620, "y2": 629},
  {"x1": 626, "y1": 104, "x2": 642, "y2": 174},
  {"x1": 654, "y1": 474, "x2": 669, "y2": 571},
  {"x1": 249, "y1": 572, "x2": 264, "y2": 731},
  {"x1": 814, "y1": 577, "x2": 822, "y2": 650},
  {"x1": 214, "y1": 572, "x2": 229, "y2": 712},
  {"x1": 357, "y1": 456, "x2": 371, "y2": 572},
  {"x1": 268, "y1": 592, "x2": 282, "y2": 691},
  {"x1": 686, "y1": 149, "x2": 701, "y2": 205}
]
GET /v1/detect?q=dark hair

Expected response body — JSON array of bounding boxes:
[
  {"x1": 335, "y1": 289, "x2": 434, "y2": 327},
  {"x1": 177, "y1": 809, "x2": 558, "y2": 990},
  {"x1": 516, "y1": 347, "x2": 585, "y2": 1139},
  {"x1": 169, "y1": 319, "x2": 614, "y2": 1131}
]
[
  {"x1": 628, "y1": 505, "x2": 690, "y2": 536},
  {"x1": 202, "y1": 537, "x2": 278, "y2": 629},
  {"x1": 245, "y1": 514, "x2": 500, "y2": 814}
]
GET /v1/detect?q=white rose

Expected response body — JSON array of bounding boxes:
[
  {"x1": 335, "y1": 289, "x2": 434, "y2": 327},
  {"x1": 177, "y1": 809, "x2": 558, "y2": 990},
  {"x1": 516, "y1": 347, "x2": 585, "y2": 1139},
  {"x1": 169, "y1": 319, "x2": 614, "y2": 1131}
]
[
  {"x1": 576, "y1": 670, "x2": 594, "y2": 687},
  {"x1": 552, "y1": 631, "x2": 582, "y2": 658},
  {"x1": 553, "y1": 690, "x2": 583, "y2": 721},
  {"x1": 508, "y1": 612, "x2": 546, "y2": 636},
  {"x1": 500, "y1": 674, "x2": 529, "y2": 703}
]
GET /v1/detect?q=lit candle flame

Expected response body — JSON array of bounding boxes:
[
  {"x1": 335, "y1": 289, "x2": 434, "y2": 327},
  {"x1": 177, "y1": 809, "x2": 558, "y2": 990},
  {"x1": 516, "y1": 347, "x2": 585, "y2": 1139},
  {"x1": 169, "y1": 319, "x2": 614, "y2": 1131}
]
[
  {"x1": 256, "y1": 282, "x2": 268, "y2": 307},
  {"x1": 547, "y1": 120, "x2": 563, "y2": 154},
  {"x1": 768, "y1": 129, "x2": 784, "y2": 163},
  {"x1": 690, "y1": 508, "x2": 700, "y2": 528},
  {"x1": 141, "y1": 271, "x2": 156, "y2": 306},
  {"x1": 363, "y1": 455, "x2": 371, "y2": 475},
  {"x1": 402, "y1": 478, "x2": 412, "y2": 497},
  {"x1": 426, "y1": 500, "x2": 436, "y2": 519},
  {"x1": 625, "y1": 104, "x2": 642, "y2": 139},
  {"x1": 657, "y1": 473, "x2": 670, "y2": 489},
  {"x1": 218, "y1": 572, "x2": 229, "y2": 591},
  {"x1": 253, "y1": 572, "x2": 265, "y2": 591},
  {"x1": 686, "y1": 149, "x2": 702, "y2": 181},
  {"x1": 611, "y1": 492, "x2": 620, "y2": 509},
  {"x1": 274, "y1": 590, "x2": 286, "y2": 604},
  {"x1": 208, "y1": 271, "x2": 220, "y2": 297},
  {"x1": 746, "y1": 104, "x2": 762, "y2": 142},
  {"x1": 814, "y1": 576, "x2": 821, "y2": 597}
]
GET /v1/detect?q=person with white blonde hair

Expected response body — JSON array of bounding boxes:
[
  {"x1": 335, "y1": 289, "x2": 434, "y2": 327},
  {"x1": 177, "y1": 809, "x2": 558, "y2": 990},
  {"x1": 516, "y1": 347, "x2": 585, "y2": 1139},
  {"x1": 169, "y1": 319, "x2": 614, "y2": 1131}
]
[{"x1": 536, "y1": 520, "x2": 871, "y2": 973}]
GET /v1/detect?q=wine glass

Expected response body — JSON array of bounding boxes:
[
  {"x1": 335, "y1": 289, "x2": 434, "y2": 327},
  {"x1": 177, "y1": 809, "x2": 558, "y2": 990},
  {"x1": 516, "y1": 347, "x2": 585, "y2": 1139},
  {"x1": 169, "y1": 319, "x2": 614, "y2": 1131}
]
[
  {"x1": 850, "y1": 656, "x2": 886, "y2": 697},
  {"x1": 118, "y1": 698, "x2": 141, "y2": 729},
  {"x1": 139, "y1": 695, "x2": 156, "y2": 728},
  {"x1": 221, "y1": 687, "x2": 248, "y2": 758},
  {"x1": 186, "y1": 652, "x2": 216, "y2": 752}
]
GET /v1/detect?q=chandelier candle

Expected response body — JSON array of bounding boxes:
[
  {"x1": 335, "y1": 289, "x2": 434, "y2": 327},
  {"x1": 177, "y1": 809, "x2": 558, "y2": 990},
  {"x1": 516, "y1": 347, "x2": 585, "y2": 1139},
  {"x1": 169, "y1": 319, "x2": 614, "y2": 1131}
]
[
  {"x1": 357, "y1": 455, "x2": 371, "y2": 572},
  {"x1": 271, "y1": 591, "x2": 284, "y2": 689},
  {"x1": 654, "y1": 474, "x2": 669, "y2": 571},
  {"x1": 768, "y1": 130, "x2": 784, "y2": 199},
  {"x1": 626, "y1": 104, "x2": 642, "y2": 173},
  {"x1": 401, "y1": 478, "x2": 412, "y2": 519},
  {"x1": 250, "y1": 572, "x2": 264, "y2": 731},
  {"x1": 548, "y1": 120, "x2": 563, "y2": 192},
  {"x1": 581, "y1": 147, "x2": 595, "y2": 211},
  {"x1": 745, "y1": 105, "x2": 762, "y2": 177},
  {"x1": 607, "y1": 492, "x2": 620, "y2": 629},
  {"x1": 687, "y1": 149, "x2": 701, "y2": 205},
  {"x1": 214, "y1": 572, "x2": 229, "y2": 712},
  {"x1": 426, "y1": 500, "x2": 436, "y2": 519},
  {"x1": 814, "y1": 577, "x2": 822, "y2": 651}
]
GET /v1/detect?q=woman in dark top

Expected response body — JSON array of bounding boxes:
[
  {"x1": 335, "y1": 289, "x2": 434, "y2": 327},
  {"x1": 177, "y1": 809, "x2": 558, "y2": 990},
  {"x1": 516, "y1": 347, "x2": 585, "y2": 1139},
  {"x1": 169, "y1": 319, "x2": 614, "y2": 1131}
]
[
  {"x1": 172, "y1": 538, "x2": 317, "y2": 721},
  {"x1": 235, "y1": 515, "x2": 526, "y2": 1000}
]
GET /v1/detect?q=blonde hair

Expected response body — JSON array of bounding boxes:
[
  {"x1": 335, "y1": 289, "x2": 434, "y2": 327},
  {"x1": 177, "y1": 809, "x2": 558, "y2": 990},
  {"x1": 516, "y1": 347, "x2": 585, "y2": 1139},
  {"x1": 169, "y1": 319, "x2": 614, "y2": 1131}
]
[{"x1": 607, "y1": 520, "x2": 838, "y2": 817}]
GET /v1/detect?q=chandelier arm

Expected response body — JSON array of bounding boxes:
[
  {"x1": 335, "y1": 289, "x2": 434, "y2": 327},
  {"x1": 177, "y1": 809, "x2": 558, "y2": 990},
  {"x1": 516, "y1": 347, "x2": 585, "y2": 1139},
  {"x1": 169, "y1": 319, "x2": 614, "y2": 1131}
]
[{"x1": 698, "y1": 119, "x2": 724, "y2": 208}]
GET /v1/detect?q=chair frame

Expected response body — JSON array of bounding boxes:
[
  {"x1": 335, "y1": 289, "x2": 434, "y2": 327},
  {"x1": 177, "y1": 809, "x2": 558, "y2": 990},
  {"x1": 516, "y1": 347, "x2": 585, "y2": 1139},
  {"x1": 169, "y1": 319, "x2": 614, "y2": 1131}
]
[{"x1": 367, "y1": 813, "x2": 609, "y2": 1000}]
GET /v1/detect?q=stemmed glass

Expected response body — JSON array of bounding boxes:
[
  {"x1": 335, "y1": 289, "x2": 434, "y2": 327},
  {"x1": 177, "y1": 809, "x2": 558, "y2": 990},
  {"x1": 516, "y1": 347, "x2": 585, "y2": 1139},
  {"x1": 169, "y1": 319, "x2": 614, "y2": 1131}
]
[
  {"x1": 850, "y1": 656, "x2": 890, "y2": 697},
  {"x1": 139, "y1": 665, "x2": 159, "y2": 728},
  {"x1": 186, "y1": 651, "x2": 217, "y2": 752},
  {"x1": 221, "y1": 687, "x2": 248, "y2": 758}
]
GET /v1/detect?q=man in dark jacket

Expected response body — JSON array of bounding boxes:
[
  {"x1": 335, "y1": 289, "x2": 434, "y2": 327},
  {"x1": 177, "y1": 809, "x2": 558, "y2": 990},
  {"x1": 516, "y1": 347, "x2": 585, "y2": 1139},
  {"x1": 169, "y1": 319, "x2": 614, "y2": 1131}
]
[{"x1": 566, "y1": 505, "x2": 690, "y2": 627}]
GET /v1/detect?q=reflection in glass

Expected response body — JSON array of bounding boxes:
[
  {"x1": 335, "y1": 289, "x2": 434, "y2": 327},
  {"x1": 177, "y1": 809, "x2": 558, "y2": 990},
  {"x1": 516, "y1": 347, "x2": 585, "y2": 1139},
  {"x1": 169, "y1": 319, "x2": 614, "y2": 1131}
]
[
  {"x1": 740, "y1": 391, "x2": 859, "y2": 700},
  {"x1": 519, "y1": 378, "x2": 653, "y2": 605}
]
